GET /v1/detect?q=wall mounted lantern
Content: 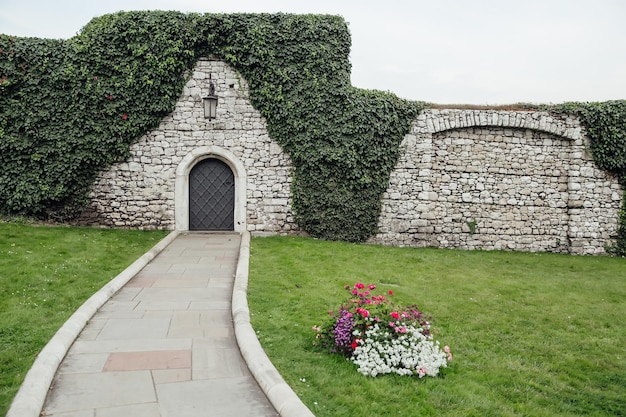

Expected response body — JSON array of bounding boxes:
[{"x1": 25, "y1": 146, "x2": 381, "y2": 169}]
[{"x1": 203, "y1": 75, "x2": 218, "y2": 120}]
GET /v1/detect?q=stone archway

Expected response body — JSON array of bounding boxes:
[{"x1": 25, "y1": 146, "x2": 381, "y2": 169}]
[{"x1": 175, "y1": 146, "x2": 247, "y2": 232}]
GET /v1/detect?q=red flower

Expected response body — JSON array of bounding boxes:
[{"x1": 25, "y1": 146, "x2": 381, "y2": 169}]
[
  {"x1": 391, "y1": 311, "x2": 400, "y2": 319},
  {"x1": 106, "y1": 94, "x2": 113, "y2": 100},
  {"x1": 388, "y1": 290, "x2": 393, "y2": 296},
  {"x1": 121, "y1": 113, "x2": 128, "y2": 120},
  {"x1": 355, "y1": 282, "x2": 365, "y2": 290},
  {"x1": 351, "y1": 338, "x2": 360, "y2": 349}
]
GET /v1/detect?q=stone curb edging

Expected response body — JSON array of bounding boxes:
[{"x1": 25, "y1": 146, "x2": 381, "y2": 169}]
[
  {"x1": 232, "y1": 232, "x2": 316, "y2": 417},
  {"x1": 6, "y1": 230, "x2": 181, "y2": 417}
]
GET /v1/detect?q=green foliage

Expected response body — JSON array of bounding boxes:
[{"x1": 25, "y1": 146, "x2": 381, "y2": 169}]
[
  {"x1": 200, "y1": 13, "x2": 423, "y2": 241},
  {"x1": 0, "y1": 11, "x2": 201, "y2": 219},
  {"x1": 545, "y1": 101, "x2": 626, "y2": 256},
  {"x1": 0, "y1": 223, "x2": 168, "y2": 415},
  {"x1": 287, "y1": 89, "x2": 420, "y2": 241},
  {"x1": 546, "y1": 100, "x2": 626, "y2": 184},
  {"x1": 0, "y1": 11, "x2": 623, "y2": 245},
  {"x1": 0, "y1": 11, "x2": 421, "y2": 241},
  {"x1": 577, "y1": 101, "x2": 626, "y2": 256},
  {"x1": 249, "y1": 236, "x2": 626, "y2": 416}
]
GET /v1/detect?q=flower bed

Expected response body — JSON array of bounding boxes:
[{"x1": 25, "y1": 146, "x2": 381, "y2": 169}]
[{"x1": 314, "y1": 283, "x2": 451, "y2": 377}]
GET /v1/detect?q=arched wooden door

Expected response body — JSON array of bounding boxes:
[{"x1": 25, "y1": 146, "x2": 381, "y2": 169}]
[{"x1": 188, "y1": 158, "x2": 235, "y2": 230}]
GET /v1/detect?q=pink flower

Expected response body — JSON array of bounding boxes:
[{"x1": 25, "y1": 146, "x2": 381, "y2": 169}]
[
  {"x1": 389, "y1": 322, "x2": 395, "y2": 327},
  {"x1": 418, "y1": 368, "x2": 427, "y2": 377},
  {"x1": 368, "y1": 284, "x2": 376, "y2": 290},
  {"x1": 351, "y1": 289, "x2": 358, "y2": 295},
  {"x1": 390, "y1": 311, "x2": 400, "y2": 319},
  {"x1": 355, "y1": 282, "x2": 365, "y2": 290},
  {"x1": 121, "y1": 113, "x2": 128, "y2": 120},
  {"x1": 444, "y1": 346, "x2": 450, "y2": 353}
]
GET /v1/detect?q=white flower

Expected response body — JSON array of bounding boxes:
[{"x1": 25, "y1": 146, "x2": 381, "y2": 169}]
[{"x1": 351, "y1": 322, "x2": 448, "y2": 377}]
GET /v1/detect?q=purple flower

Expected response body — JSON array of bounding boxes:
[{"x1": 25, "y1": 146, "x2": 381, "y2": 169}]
[{"x1": 332, "y1": 309, "x2": 354, "y2": 353}]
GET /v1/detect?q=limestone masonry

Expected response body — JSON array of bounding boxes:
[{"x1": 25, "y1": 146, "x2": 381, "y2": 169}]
[
  {"x1": 79, "y1": 59, "x2": 623, "y2": 254},
  {"x1": 370, "y1": 110, "x2": 622, "y2": 254},
  {"x1": 80, "y1": 58, "x2": 295, "y2": 234}
]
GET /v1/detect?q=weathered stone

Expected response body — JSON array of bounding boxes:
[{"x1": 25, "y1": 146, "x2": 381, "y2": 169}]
[
  {"x1": 78, "y1": 61, "x2": 623, "y2": 255},
  {"x1": 79, "y1": 58, "x2": 295, "y2": 233},
  {"x1": 371, "y1": 109, "x2": 622, "y2": 255}
]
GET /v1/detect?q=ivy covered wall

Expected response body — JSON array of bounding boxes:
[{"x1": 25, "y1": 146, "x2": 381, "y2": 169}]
[
  {"x1": 0, "y1": 11, "x2": 625, "y2": 253},
  {"x1": 0, "y1": 11, "x2": 419, "y2": 243}
]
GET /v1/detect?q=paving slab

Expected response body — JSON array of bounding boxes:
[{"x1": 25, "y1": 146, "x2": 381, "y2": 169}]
[
  {"x1": 156, "y1": 377, "x2": 277, "y2": 417},
  {"x1": 44, "y1": 371, "x2": 156, "y2": 413}
]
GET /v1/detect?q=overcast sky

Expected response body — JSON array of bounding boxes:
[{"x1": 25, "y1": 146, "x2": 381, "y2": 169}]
[{"x1": 1, "y1": 0, "x2": 625, "y2": 104}]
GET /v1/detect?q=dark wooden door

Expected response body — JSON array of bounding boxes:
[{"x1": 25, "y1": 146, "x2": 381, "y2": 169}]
[{"x1": 189, "y1": 158, "x2": 235, "y2": 230}]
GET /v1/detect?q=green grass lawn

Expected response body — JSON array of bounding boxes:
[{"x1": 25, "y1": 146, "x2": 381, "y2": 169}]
[
  {"x1": 0, "y1": 222, "x2": 168, "y2": 415},
  {"x1": 248, "y1": 236, "x2": 626, "y2": 417}
]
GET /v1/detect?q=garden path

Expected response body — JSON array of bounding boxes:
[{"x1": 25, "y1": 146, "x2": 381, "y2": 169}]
[{"x1": 41, "y1": 232, "x2": 279, "y2": 417}]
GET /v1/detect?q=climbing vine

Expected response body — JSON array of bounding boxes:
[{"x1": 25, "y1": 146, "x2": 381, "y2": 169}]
[
  {"x1": 535, "y1": 101, "x2": 626, "y2": 256},
  {"x1": 563, "y1": 101, "x2": 626, "y2": 256},
  {"x1": 0, "y1": 11, "x2": 624, "y2": 249},
  {"x1": 0, "y1": 12, "x2": 201, "y2": 218},
  {"x1": 199, "y1": 13, "x2": 422, "y2": 241},
  {"x1": 0, "y1": 11, "x2": 420, "y2": 241}
]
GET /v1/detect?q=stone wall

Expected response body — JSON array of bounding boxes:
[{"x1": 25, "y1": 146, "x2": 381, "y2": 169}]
[
  {"x1": 79, "y1": 58, "x2": 298, "y2": 234},
  {"x1": 79, "y1": 60, "x2": 623, "y2": 254},
  {"x1": 369, "y1": 109, "x2": 623, "y2": 254}
]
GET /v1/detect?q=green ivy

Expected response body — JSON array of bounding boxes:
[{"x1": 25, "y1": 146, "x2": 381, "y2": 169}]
[
  {"x1": 198, "y1": 14, "x2": 422, "y2": 240},
  {"x1": 0, "y1": 11, "x2": 624, "y2": 249},
  {"x1": 0, "y1": 12, "x2": 201, "y2": 219},
  {"x1": 577, "y1": 101, "x2": 626, "y2": 256},
  {"x1": 543, "y1": 101, "x2": 626, "y2": 256},
  {"x1": 0, "y1": 11, "x2": 420, "y2": 241}
]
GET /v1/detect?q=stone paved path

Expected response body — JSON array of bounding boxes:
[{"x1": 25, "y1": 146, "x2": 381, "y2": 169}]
[{"x1": 42, "y1": 232, "x2": 278, "y2": 417}]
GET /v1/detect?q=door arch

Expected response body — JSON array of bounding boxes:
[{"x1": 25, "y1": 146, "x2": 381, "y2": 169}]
[
  {"x1": 188, "y1": 158, "x2": 235, "y2": 230},
  {"x1": 175, "y1": 146, "x2": 247, "y2": 232}
]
